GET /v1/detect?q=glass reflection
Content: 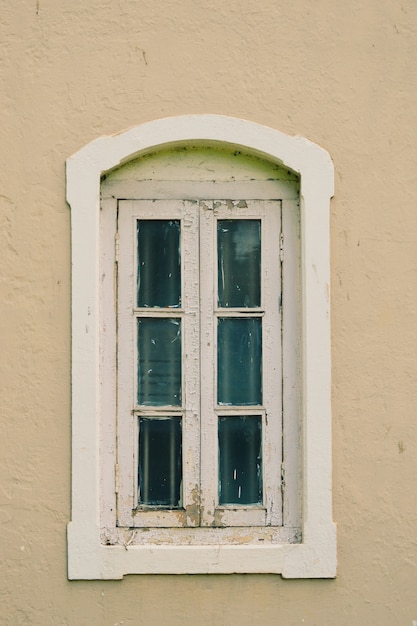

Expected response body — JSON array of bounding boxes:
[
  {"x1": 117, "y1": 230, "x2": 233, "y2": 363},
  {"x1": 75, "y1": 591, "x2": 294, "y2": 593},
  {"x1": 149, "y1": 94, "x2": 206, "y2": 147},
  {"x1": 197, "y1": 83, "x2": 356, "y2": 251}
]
[
  {"x1": 137, "y1": 318, "x2": 182, "y2": 406},
  {"x1": 218, "y1": 415, "x2": 262, "y2": 505},
  {"x1": 138, "y1": 417, "x2": 182, "y2": 507},
  {"x1": 217, "y1": 219, "x2": 261, "y2": 308},
  {"x1": 217, "y1": 317, "x2": 262, "y2": 406},
  {"x1": 137, "y1": 220, "x2": 181, "y2": 308}
]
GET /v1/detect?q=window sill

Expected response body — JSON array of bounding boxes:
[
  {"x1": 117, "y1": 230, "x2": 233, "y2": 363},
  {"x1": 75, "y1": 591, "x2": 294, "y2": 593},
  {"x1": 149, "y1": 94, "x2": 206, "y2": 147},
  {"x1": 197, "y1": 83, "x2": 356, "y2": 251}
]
[{"x1": 68, "y1": 521, "x2": 336, "y2": 578}]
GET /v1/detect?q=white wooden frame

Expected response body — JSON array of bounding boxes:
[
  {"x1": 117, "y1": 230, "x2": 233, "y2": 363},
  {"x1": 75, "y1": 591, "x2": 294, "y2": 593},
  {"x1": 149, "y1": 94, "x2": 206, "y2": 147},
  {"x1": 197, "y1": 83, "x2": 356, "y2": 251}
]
[
  {"x1": 67, "y1": 115, "x2": 336, "y2": 578},
  {"x1": 117, "y1": 200, "x2": 200, "y2": 529},
  {"x1": 99, "y1": 184, "x2": 299, "y2": 549},
  {"x1": 199, "y1": 200, "x2": 282, "y2": 529}
]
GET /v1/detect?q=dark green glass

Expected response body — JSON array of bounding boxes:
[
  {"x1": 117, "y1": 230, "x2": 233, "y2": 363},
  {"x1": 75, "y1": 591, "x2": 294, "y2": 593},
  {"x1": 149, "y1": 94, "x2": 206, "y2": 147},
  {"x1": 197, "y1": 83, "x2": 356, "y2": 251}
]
[
  {"x1": 217, "y1": 219, "x2": 261, "y2": 308},
  {"x1": 217, "y1": 317, "x2": 262, "y2": 406},
  {"x1": 218, "y1": 415, "x2": 262, "y2": 505},
  {"x1": 137, "y1": 318, "x2": 181, "y2": 406},
  {"x1": 138, "y1": 417, "x2": 182, "y2": 507},
  {"x1": 137, "y1": 220, "x2": 181, "y2": 308}
]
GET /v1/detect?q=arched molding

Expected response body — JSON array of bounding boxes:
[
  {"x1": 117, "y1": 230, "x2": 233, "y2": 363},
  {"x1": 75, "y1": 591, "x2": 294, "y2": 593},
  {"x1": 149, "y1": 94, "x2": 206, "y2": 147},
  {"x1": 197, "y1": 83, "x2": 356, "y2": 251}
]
[{"x1": 66, "y1": 115, "x2": 335, "y2": 579}]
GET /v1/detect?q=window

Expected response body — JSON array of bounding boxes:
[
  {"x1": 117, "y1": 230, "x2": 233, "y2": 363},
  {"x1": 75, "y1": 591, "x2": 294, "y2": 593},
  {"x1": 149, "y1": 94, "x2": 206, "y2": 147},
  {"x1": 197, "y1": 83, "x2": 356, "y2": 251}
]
[
  {"x1": 67, "y1": 115, "x2": 336, "y2": 578},
  {"x1": 116, "y1": 199, "x2": 289, "y2": 534}
]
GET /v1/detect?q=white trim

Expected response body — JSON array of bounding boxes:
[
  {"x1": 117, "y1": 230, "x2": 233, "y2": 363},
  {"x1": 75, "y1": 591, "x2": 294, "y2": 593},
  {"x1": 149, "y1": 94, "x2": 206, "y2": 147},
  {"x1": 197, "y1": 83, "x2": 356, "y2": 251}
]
[
  {"x1": 199, "y1": 200, "x2": 282, "y2": 529},
  {"x1": 117, "y1": 200, "x2": 200, "y2": 528},
  {"x1": 67, "y1": 115, "x2": 335, "y2": 579}
]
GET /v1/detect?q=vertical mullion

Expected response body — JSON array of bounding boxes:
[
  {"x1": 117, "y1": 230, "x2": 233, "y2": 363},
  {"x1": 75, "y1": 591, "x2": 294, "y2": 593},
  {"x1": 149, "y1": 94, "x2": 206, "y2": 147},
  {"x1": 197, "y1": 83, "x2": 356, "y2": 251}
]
[
  {"x1": 263, "y1": 200, "x2": 283, "y2": 526},
  {"x1": 282, "y1": 198, "x2": 302, "y2": 528},
  {"x1": 199, "y1": 201, "x2": 217, "y2": 526},
  {"x1": 100, "y1": 197, "x2": 118, "y2": 529},
  {"x1": 181, "y1": 200, "x2": 200, "y2": 525},
  {"x1": 116, "y1": 201, "x2": 137, "y2": 525}
]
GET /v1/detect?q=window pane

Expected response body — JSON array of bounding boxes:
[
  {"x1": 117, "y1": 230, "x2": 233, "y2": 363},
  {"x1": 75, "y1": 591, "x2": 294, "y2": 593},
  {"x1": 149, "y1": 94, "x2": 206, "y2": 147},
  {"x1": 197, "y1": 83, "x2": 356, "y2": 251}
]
[
  {"x1": 218, "y1": 416, "x2": 262, "y2": 505},
  {"x1": 137, "y1": 318, "x2": 181, "y2": 406},
  {"x1": 137, "y1": 220, "x2": 181, "y2": 308},
  {"x1": 217, "y1": 317, "x2": 262, "y2": 405},
  {"x1": 138, "y1": 417, "x2": 182, "y2": 507},
  {"x1": 217, "y1": 219, "x2": 261, "y2": 308}
]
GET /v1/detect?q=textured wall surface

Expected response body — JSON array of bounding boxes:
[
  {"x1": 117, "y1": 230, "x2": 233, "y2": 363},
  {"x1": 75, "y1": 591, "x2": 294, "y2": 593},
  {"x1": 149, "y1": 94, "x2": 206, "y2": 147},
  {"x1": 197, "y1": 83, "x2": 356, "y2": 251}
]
[{"x1": 1, "y1": 1, "x2": 417, "y2": 624}]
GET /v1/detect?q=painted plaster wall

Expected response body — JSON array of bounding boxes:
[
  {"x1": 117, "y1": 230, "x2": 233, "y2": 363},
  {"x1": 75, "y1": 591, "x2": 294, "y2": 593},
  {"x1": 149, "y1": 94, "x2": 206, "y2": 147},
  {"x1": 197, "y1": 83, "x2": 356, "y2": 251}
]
[{"x1": 1, "y1": 0, "x2": 416, "y2": 624}]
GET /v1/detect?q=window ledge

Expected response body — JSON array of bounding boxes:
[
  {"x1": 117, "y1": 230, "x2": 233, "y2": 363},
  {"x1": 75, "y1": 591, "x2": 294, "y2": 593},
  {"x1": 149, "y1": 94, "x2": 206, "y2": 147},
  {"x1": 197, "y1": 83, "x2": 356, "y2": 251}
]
[{"x1": 68, "y1": 522, "x2": 336, "y2": 579}]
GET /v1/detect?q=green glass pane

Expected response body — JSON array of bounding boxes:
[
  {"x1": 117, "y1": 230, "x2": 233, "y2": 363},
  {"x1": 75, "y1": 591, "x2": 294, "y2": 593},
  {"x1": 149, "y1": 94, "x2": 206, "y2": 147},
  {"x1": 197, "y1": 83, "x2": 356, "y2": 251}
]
[
  {"x1": 137, "y1": 318, "x2": 181, "y2": 406},
  {"x1": 137, "y1": 220, "x2": 181, "y2": 307},
  {"x1": 138, "y1": 417, "x2": 182, "y2": 507},
  {"x1": 217, "y1": 317, "x2": 262, "y2": 406},
  {"x1": 218, "y1": 219, "x2": 261, "y2": 308},
  {"x1": 218, "y1": 416, "x2": 262, "y2": 505}
]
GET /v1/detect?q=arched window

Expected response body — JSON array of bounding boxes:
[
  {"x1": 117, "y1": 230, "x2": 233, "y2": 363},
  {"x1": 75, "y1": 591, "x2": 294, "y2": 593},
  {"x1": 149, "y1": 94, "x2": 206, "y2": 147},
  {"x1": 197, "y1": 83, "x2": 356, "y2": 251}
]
[{"x1": 67, "y1": 116, "x2": 335, "y2": 579}]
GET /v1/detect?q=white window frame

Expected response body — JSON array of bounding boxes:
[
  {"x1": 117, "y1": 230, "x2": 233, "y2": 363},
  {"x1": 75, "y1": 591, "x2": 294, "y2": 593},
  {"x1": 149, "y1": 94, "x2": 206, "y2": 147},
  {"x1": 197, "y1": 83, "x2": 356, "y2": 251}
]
[
  {"x1": 117, "y1": 200, "x2": 201, "y2": 530},
  {"x1": 116, "y1": 199, "x2": 284, "y2": 532},
  {"x1": 67, "y1": 115, "x2": 336, "y2": 579},
  {"x1": 199, "y1": 199, "x2": 282, "y2": 530}
]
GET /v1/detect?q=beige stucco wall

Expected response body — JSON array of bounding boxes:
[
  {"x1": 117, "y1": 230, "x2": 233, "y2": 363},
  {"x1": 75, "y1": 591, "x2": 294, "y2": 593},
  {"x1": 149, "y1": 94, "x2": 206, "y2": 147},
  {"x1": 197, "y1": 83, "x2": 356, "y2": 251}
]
[{"x1": 1, "y1": 1, "x2": 417, "y2": 623}]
